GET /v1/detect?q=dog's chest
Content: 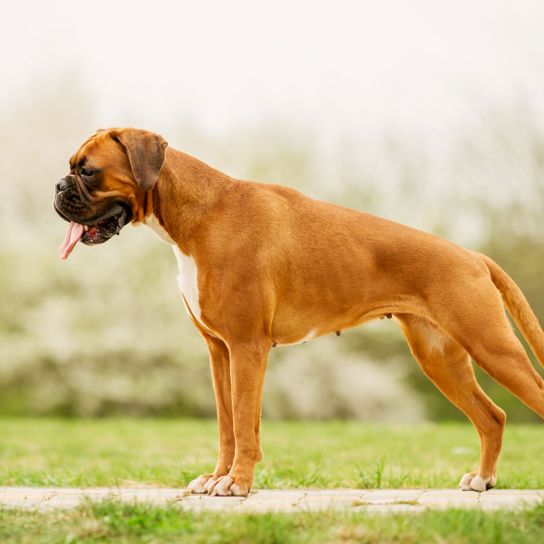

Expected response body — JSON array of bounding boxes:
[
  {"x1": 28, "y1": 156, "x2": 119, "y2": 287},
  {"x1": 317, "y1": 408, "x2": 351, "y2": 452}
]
[
  {"x1": 143, "y1": 215, "x2": 202, "y2": 322},
  {"x1": 172, "y1": 246, "x2": 202, "y2": 321}
]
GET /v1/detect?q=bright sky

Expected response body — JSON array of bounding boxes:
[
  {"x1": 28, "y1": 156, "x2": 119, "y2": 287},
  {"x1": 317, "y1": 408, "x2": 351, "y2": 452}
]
[{"x1": 2, "y1": 0, "x2": 544, "y2": 141}]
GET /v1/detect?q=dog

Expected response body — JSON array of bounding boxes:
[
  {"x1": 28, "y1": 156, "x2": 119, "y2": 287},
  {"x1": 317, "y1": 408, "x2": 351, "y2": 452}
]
[{"x1": 54, "y1": 127, "x2": 544, "y2": 496}]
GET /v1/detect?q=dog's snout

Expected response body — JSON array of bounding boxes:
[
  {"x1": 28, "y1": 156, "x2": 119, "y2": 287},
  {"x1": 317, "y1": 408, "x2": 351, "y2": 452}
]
[{"x1": 56, "y1": 178, "x2": 70, "y2": 193}]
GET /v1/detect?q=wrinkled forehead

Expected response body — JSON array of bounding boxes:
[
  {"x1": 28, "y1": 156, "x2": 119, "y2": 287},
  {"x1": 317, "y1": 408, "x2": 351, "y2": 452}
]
[{"x1": 69, "y1": 131, "x2": 123, "y2": 170}]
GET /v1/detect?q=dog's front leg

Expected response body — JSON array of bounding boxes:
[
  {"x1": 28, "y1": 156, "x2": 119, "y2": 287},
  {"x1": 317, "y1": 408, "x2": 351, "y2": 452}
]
[
  {"x1": 188, "y1": 334, "x2": 235, "y2": 494},
  {"x1": 208, "y1": 339, "x2": 270, "y2": 496}
]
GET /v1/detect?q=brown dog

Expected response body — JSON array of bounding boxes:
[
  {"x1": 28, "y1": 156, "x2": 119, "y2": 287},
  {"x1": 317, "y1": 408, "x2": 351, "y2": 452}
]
[{"x1": 54, "y1": 127, "x2": 544, "y2": 496}]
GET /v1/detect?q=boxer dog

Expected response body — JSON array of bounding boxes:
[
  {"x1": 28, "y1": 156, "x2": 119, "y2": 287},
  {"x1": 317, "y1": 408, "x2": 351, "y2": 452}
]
[{"x1": 54, "y1": 127, "x2": 544, "y2": 496}]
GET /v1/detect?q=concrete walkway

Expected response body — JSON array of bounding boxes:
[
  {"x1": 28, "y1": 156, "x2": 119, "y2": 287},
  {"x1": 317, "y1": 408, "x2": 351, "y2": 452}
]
[{"x1": 0, "y1": 487, "x2": 542, "y2": 513}]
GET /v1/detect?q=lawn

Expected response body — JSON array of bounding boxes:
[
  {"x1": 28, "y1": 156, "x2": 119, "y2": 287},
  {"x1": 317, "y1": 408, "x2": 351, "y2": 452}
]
[
  {"x1": 0, "y1": 418, "x2": 543, "y2": 489},
  {"x1": 1, "y1": 419, "x2": 543, "y2": 543},
  {"x1": 2, "y1": 501, "x2": 544, "y2": 544}
]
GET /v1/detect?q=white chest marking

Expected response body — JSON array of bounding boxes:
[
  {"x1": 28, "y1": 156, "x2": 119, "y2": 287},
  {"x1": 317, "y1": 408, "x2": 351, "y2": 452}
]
[
  {"x1": 143, "y1": 215, "x2": 202, "y2": 323},
  {"x1": 173, "y1": 246, "x2": 201, "y2": 321}
]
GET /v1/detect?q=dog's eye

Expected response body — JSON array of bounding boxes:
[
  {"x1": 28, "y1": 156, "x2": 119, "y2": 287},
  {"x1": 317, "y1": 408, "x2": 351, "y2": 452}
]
[{"x1": 80, "y1": 168, "x2": 96, "y2": 178}]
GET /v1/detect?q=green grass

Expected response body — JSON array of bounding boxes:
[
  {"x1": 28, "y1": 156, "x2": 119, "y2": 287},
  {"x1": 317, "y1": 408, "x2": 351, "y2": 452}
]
[
  {"x1": 1, "y1": 419, "x2": 543, "y2": 543},
  {"x1": 0, "y1": 418, "x2": 543, "y2": 489},
  {"x1": 1, "y1": 501, "x2": 544, "y2": 543}
]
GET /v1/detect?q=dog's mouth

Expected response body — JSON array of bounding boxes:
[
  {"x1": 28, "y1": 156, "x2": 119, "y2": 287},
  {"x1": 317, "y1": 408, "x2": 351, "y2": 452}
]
[{"x1": 58, "y1": 202, "x2": 132, "y2": 260}]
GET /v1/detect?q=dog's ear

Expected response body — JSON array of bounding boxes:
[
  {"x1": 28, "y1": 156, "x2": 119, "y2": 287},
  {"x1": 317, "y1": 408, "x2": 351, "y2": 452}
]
[{"x1": 111, "y1": 128, "x2": 168, "y2": 191}]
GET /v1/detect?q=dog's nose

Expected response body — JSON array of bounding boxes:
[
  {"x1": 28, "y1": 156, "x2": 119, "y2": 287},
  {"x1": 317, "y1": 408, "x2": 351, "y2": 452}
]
[{"x1": 56, "y1": 178, "x2": 69, "y2": 192}]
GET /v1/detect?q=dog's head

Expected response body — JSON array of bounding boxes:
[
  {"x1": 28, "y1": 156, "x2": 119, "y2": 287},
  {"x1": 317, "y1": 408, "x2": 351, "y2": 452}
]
[{"x1": 54, "y1": 127, "x2": 168, "y2": 259}]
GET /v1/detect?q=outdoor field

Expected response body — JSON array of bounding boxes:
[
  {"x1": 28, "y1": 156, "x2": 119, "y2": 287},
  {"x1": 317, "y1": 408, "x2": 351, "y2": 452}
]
[
  {"x1": 1, "y1": 419, "x2": 544, "y2": 543},
  {"x1": 2, "y1": 501, "x2": 544, "y2": 544},
  {"x1": 3, "y1": 1, "x2": 544, "y2": 543},
  {"x1": 1, "y1": 419, "x2": 543, "y2": 490}
]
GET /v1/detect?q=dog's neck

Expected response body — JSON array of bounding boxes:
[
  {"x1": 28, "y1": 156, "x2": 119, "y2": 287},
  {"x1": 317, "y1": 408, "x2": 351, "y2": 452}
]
[{"x1": 146, "y1": 147, "x2": 232, "y2": 254}]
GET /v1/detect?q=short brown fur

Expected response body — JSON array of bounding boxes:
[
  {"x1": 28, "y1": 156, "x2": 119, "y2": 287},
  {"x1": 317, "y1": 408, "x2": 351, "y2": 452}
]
[{"x1": 63, "y1": 128, "x2": 544, "y2": 496}]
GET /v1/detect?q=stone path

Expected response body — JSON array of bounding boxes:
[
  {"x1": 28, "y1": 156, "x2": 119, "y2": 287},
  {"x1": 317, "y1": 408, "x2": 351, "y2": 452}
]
[{"x1": 0, "y1": 487, "x2": 542, "y2": 513}]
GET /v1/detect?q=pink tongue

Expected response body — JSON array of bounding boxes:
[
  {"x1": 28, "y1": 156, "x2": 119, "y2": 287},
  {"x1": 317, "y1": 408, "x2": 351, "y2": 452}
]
[{"x1": 59, "y1": 221, "x2": 85, "y2": 260}]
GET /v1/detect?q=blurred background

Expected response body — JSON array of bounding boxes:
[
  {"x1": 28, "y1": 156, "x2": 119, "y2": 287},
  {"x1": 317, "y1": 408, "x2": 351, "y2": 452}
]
[{"x1": 1, "y1": 0, "x2": 544, "y2": 422}]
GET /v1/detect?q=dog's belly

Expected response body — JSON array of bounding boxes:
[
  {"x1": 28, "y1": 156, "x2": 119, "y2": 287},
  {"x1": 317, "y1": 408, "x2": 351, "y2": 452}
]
[
  {"x1": 269, "y1": 305, "x2": 359, "y2": 345},
  {"x1": 274, "y1": 328, "x2": 319, "y2": 346},
  {"x1": 269, "y1": 291, "x2": 417, "y2": 345}
]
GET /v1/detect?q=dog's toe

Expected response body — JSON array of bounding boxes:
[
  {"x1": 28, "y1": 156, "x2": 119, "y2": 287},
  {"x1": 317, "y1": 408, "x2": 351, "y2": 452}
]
[
  {"x1": 459, "y1": 471, "x2": 477, "y2": 490},
  {"x1": 208, "y1": 475, "x2": 249, "y2": 497},
  {"x1": 204, "y1": 476, "x2": 222, "y2": 494},
  {"x1": 459, "y1": 471, "x2": 496, "y2": 492},
  {"x1": 209, "y1": 475, "x2": 234, "y2": 496},
  {"x1": 187, "y1": 474, "x2": 213, "y2": 494}
]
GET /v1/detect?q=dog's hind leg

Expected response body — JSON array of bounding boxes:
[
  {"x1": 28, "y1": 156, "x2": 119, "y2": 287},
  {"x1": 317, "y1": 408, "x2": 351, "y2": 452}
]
[
  {"x1": 397, "y1": 314, "x2": 506, "y2": 491},
  {"x1": 437, "y1": 280, "x2": 544, "y2": 421},
  {"x1": 462, "y1": 331, "x2": 544, "y2": 420}
]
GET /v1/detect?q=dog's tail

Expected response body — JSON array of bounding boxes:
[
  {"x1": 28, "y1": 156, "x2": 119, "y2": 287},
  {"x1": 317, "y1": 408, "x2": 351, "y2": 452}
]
[{"x1": 480, "y1": 253, "x2": 544, "y2": 367}]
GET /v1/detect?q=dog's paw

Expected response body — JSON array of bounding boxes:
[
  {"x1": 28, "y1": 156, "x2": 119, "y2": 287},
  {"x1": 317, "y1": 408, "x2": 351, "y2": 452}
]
[
  {"x1": 203, "y1": 475, "x2": 228, "y2": 494},
  {"x1": 187, "y1": 474, "x2": 214, "y2": 494},
  {"x1": 459, "y1": 471, "x2": 496, "y2": 492},
  {"x1": 207, "y1": 475, "x2": 249, "y2": 497}
]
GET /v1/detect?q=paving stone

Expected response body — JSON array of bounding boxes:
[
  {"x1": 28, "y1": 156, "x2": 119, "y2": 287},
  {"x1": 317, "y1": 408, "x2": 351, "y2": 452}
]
[
  {"x1": 420, "y1": 499, "x2": 480, "y2": 509},
  {"x1": 0, "y1": 487, "x2": 55, "y2": 501},
  {"x1": 239, "y1": 501, "x2": 300, "y2": 513},
  {"x1": 304, "y1": 489, "x2": 366, "y2": 498},
  {"x1": 0, "y1": 488, "x2": 541, "y2": 512},
  {"x1": 297, "y1": 494, "x2": 364, "y2": 511},
  {"x1": 239, "y1": 491, "x2": 306, "y2": 512},
  {"x1": 240, "y1": 490, "x2": 305, "y2": 511},
  {"x1": 418, "y1": 490, "x2": 479, "y2": 509},
  {"x1": 296, "y1": 501, "x2": 360, "y2": 511},
  {"x1": 479, "y1": 494, "x2": 542, "y2": 510},
  {"x1": 244, "y1": 497, "x2": 305, "y2": 505},
  {"x1": 302, "y1": 494, "x2": 364, "y2": 503},
  {"x1": 38, "y1": 498, "x2": 83, "y2": 511},
  {"x1": 421, "y1": 489, "x2": 479, "y2": 497},
  {"x1": 246, "y1": 490, "x2": 307, "y2": 500},
  {"x1": 0, "y1": 499, "x2": 42, "y2": 510},
  {"x1": 178, "y1": 496, "x2": 245, "y2": 511},
  {"x1": 360, "y1": 504, "x2": 425, "y2": 514},
  {"x1": 181, "y1": 495, "x2": 245, "y2": 503},
  {"x1": 116, "y1": 489, "x2": 183, "y2": 504},
  {"x1": 484, "y1": 489, "x2": 542, "y2": 496},
  {"x1": 361, "y1": 490, "x2": 424, "y2": 504}
]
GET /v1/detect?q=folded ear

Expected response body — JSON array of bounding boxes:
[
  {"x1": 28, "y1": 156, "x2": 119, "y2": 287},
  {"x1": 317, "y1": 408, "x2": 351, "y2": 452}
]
[{"x1": 111, "y1": 128, "x2": 168, "y2": 191}]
